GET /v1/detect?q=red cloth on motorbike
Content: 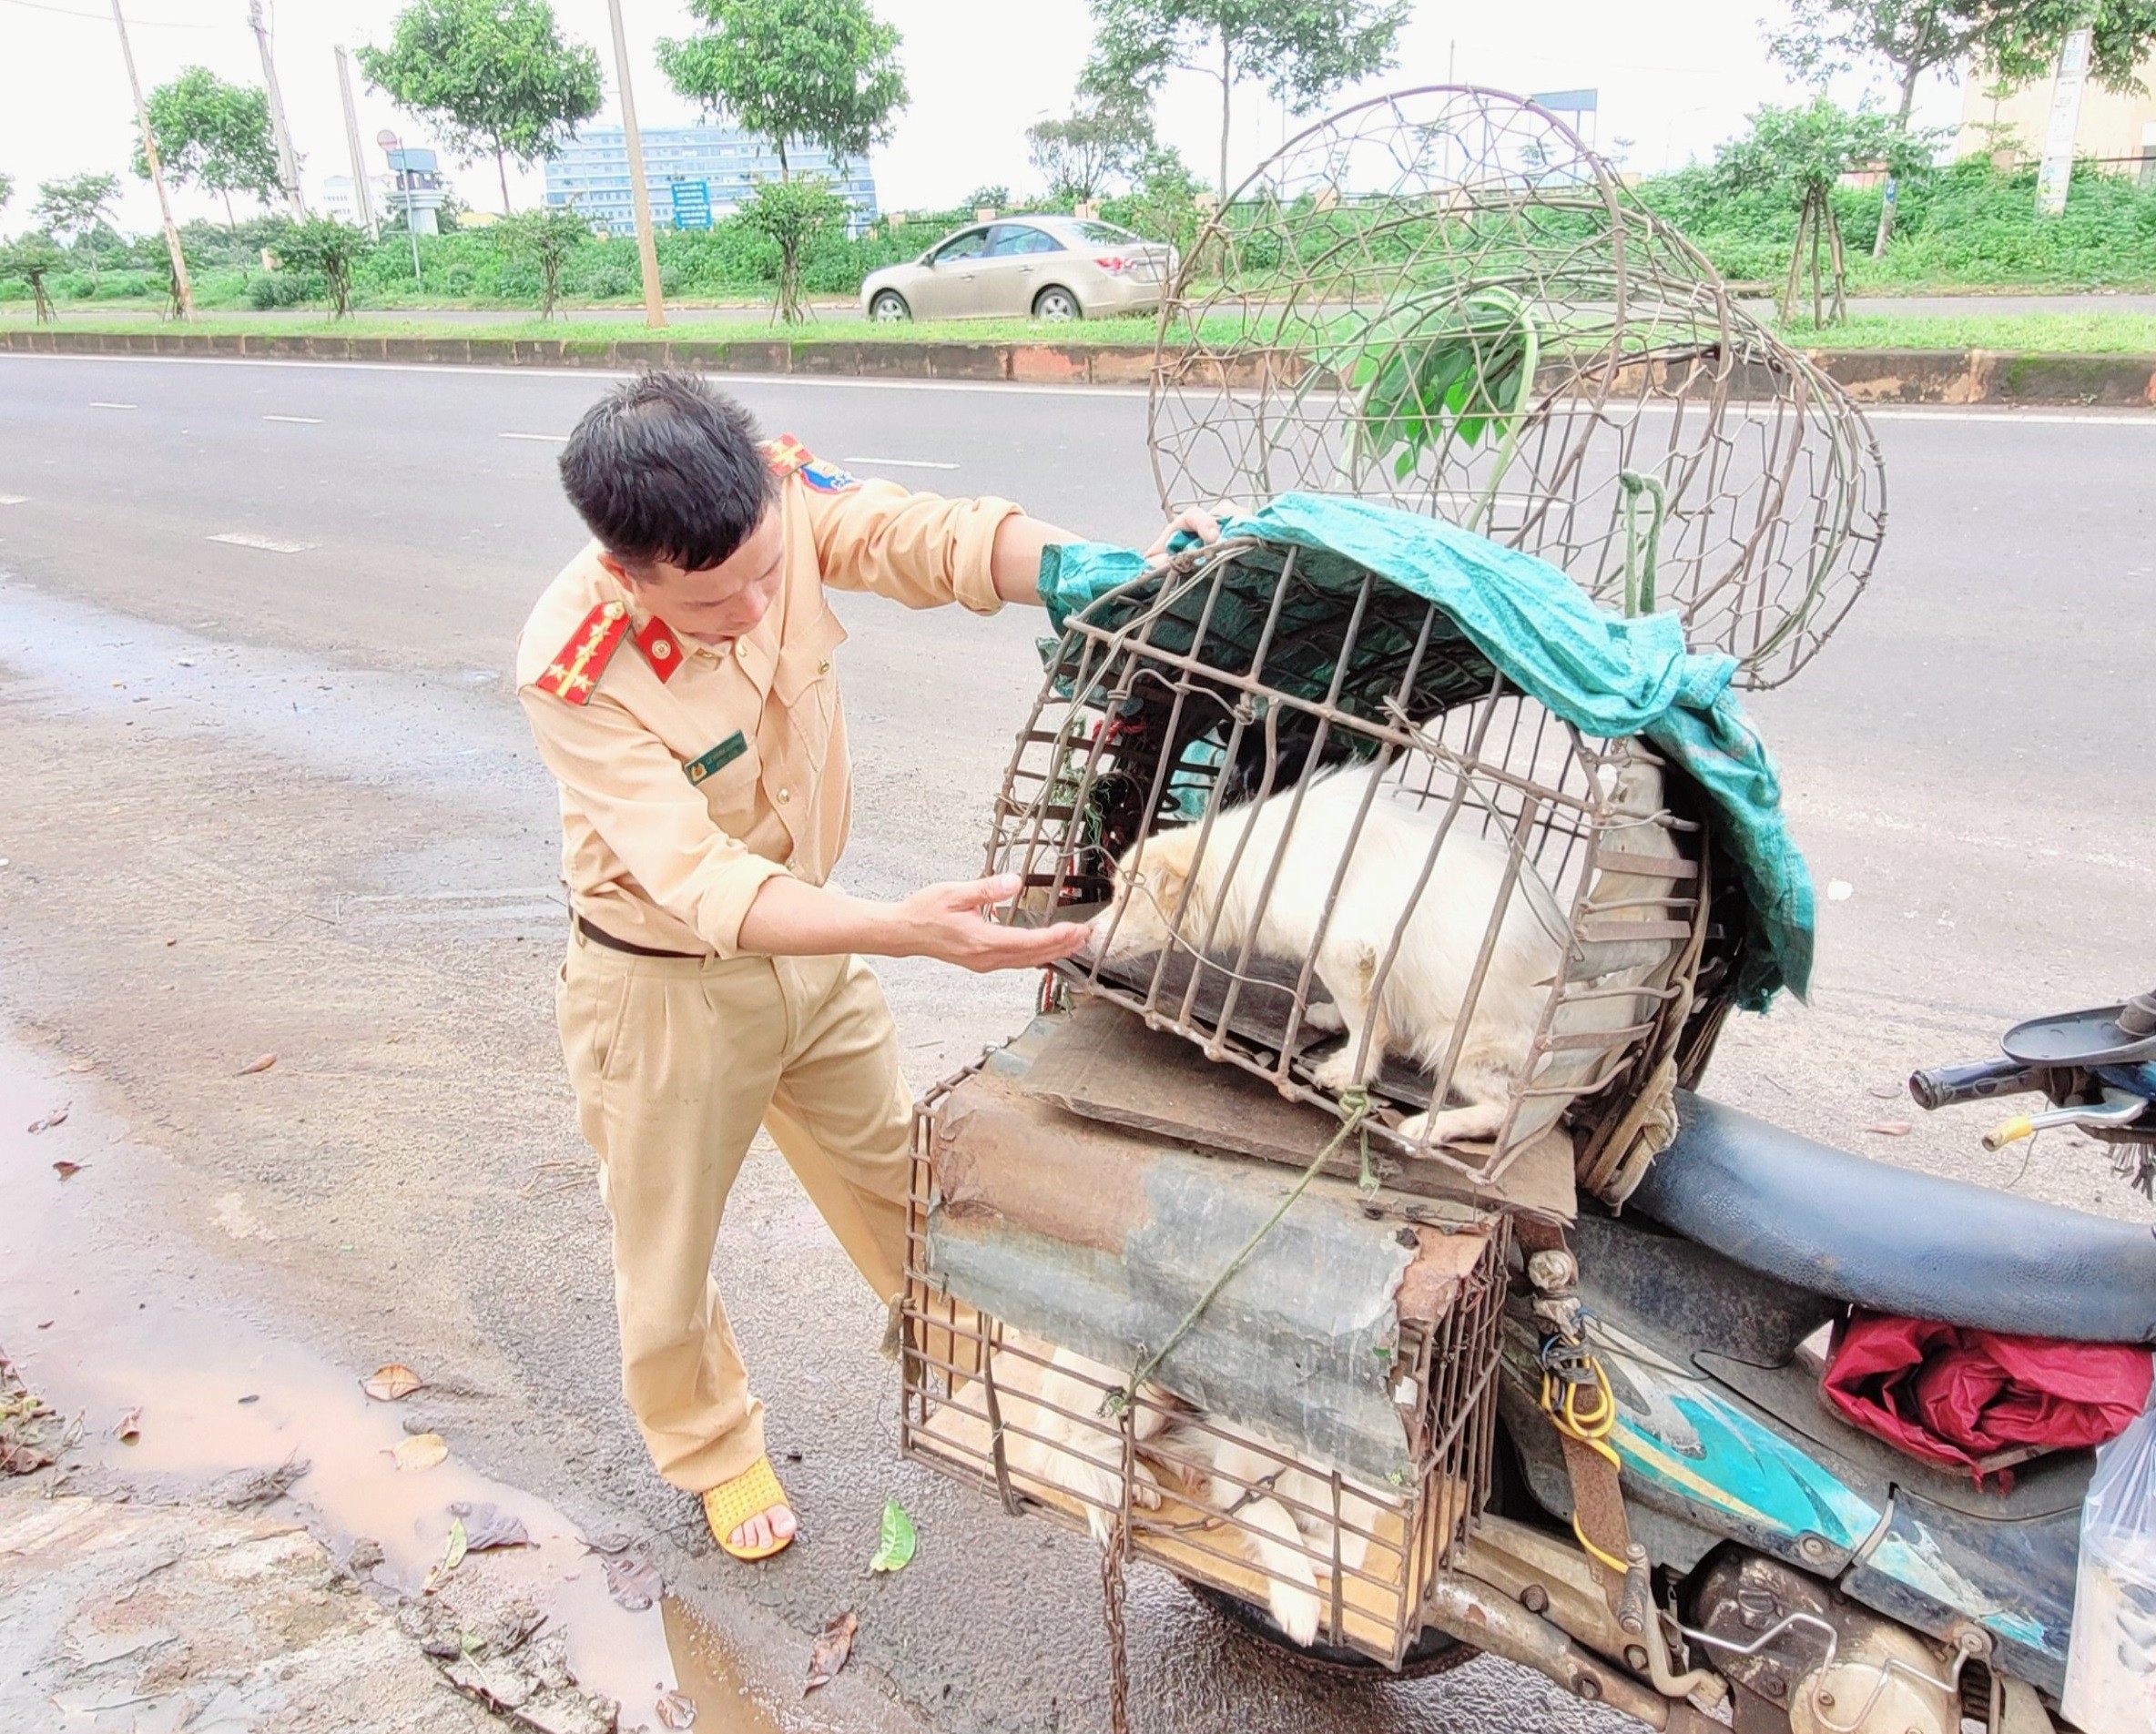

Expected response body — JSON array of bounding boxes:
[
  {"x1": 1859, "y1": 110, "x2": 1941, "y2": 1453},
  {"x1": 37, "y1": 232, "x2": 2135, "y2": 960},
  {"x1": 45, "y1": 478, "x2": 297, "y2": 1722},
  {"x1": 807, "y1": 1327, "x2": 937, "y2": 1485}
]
[{"x1": 1822, "y1": 1311, "x2": 2152, "y2": 1486}]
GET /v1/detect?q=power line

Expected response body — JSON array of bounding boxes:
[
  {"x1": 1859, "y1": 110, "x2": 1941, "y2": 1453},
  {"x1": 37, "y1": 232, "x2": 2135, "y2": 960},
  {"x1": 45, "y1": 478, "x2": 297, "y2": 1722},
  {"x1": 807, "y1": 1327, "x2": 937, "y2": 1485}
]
[{"x1": 2, "y1": 0, "x2": 213, "y2": 25}]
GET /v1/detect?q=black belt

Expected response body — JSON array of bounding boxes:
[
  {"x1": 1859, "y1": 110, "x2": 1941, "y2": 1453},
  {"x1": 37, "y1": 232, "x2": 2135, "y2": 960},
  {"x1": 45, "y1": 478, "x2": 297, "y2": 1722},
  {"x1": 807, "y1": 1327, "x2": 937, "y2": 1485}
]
[{"x1": 574, "y1": 914, "x2": 707, "y2": 960}]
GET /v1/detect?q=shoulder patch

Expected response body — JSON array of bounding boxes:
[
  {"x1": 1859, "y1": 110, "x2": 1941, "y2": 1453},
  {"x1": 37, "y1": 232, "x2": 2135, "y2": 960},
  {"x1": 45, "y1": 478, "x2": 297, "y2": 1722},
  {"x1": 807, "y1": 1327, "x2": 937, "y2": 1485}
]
[
  {"x1": 634, "y1": 613, "x2": 683, "y2": 683},
  {"x1": 534, "y1": 600, "x2": 630, "y2": 705},
  {"x1": 800, "y1": 459, "x2": 859, "y2": 493},
  {"x1": 761, "y1": 433, "x2": 813, "y2": 479}
]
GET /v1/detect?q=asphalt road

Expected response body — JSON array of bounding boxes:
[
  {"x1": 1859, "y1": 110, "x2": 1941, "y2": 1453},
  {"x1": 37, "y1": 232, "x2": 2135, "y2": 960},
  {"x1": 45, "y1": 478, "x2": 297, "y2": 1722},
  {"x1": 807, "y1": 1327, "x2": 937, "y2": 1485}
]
[{"x1": 2, "y1": 353, "x2": 2152, "y2": 1734}]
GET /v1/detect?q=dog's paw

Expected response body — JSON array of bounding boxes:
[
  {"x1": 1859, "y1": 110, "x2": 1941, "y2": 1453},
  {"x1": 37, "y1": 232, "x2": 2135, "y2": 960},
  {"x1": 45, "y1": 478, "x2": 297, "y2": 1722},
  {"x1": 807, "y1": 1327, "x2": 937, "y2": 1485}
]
[
  {"x1": 1131, "y1": 1463, "x2": 1163, "y2": 1512},
  {"x1": 1301, "y1": 1001, "x2": 1346, "y2": 1036},
  {"x1": 1308, "y1": 1050, "x2": 1362, "y2": 1092},
  {"x1": 1268, "y1": 1579, "x2": 1324, "y2": 1648},
  {"x1": 1402, "y1": 1101, "x2": 1507, "y2": 1147}
]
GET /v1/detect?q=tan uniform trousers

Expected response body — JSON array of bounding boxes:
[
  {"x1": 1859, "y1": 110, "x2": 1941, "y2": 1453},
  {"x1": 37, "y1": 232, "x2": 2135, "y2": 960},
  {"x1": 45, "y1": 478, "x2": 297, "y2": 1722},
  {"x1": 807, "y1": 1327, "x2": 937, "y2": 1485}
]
[{"x1": 555, "y1": 928, "x2": 912, "y2": 1494}]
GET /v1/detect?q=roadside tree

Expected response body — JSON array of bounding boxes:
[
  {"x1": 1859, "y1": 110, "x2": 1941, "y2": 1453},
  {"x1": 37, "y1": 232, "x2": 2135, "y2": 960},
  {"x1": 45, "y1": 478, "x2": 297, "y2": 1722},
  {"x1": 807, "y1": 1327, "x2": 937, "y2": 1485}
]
[
  {"x1": 656, "y1": 0, "x2": 907, "y2": 178},
  {"x1": 2, "y1": 236, "x2": 66, "y2": 322},
  {"x1": 0, "y1": 172, "x2": 15, "y2": 219},
  {"x1": 1713, "y1": 98, "x2": 1937, "y2": 324},
  {"x1": 1027, "y1": 92, "x2": 1154, "y2": 204},
  {"x1": 736, "y1": 175, "x2": 848, "y2": 324},
  {"x1": 32, "y1": 173, "x2": 121, "y2": 287},
  {"x1": 1771, "y1": 1, "x2": 2156, "y2": 252},
  {"x1": 359, "y1": 0, "x2": 604, "y2": 215},
  {"x1": 496, "y1": 205, "x2": 593, "y2": 318},
  {"x1": 1082, "y1": 0, "x2": 1410, "y2": 198},
  {"x1": 276, "y1": 216, "x2": 369, "y2": 318},
  {"x1": 131, "y1": 67, "x2": 281, "y2": 233}
]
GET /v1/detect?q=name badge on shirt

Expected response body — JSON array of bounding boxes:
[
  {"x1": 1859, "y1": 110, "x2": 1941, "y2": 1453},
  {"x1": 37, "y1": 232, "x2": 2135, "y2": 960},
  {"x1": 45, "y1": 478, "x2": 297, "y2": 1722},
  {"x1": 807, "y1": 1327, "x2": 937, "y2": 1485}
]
[{"x1": 685, "y1": 731, "x2": 747, "y2": 786}]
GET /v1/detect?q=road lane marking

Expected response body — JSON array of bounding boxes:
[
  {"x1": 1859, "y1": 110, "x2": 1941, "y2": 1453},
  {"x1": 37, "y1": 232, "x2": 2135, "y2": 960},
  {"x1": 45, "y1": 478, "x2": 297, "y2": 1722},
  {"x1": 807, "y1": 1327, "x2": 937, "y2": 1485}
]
[
  {"x1": 208, "y1": 532, "x2": 318, "y2": 553},
  {"x1": 88, "y1": 401, "x2": 138, "y2": 410},
  {"x1": 839, "y1": 455, "x2": 960, "y2": 470},
  {"x1": 500, "y1": 431, "x2": 569, "y2": 441},
  {"x1": 262, "y1": 414, "x2": 323, "y2": 424}
]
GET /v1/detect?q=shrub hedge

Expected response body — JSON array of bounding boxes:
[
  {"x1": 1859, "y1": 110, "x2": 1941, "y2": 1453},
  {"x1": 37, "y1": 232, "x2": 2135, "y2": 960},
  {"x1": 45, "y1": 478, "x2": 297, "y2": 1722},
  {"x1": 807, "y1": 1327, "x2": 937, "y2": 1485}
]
[{"x1": 5, "y1": 160, "x2": 2154, "y2": 312}]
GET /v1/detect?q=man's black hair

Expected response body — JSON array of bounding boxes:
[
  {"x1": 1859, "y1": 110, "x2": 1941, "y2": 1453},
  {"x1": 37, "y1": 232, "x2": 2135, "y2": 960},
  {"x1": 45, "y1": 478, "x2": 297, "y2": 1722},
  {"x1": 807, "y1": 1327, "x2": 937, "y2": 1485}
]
[{"x1": 558, "y1": 370, "x2": 777, "y2": 572}]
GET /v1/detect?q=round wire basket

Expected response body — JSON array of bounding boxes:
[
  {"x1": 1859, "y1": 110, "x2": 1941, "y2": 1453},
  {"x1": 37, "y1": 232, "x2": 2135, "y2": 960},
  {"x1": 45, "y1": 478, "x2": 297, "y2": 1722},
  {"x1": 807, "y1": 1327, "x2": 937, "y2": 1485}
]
[{"x1": 1147, "y1": 86, "x2": 1886, "y2": 689}]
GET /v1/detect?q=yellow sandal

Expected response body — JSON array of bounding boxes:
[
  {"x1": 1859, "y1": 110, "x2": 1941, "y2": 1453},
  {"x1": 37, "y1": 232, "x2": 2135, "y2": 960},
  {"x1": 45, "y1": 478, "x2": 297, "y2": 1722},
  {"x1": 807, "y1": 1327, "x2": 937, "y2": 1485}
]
[{"x1": 702, "y1": 1455, "x2": 796, "y2": 1562}]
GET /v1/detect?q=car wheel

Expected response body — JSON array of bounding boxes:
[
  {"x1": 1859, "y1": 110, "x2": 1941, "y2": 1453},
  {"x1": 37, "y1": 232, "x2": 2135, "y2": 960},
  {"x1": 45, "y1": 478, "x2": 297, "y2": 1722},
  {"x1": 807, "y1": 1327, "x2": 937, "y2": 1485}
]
[
  {"x1": 1032, "y1": 285, "x2": 1083, "y2": 322},
  {"x1": 869, "y1": 290, "x2": 911, "y2": 323}
]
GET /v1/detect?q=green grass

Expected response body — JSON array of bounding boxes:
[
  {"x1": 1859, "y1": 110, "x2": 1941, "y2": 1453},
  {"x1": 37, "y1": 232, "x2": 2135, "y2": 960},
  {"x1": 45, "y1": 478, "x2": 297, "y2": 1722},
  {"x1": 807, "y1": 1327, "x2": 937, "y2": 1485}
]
[
  {"x1": 9, "y1": 303, "x2": 2156, "y2": 356},
  {"x1": 1770, "y1": 311, "x2": 2156, "y2": 352},
  {"x1": 0, "y1": 304, "x2": 1167, "y2": 347}
]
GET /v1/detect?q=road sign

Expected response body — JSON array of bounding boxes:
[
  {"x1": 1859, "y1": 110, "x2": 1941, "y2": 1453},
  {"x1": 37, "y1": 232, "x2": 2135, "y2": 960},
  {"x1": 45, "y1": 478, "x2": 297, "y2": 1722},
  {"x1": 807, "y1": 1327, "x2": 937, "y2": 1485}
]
[{"x1": 670, "y1": 179, "x2": 713, "y2": 230}]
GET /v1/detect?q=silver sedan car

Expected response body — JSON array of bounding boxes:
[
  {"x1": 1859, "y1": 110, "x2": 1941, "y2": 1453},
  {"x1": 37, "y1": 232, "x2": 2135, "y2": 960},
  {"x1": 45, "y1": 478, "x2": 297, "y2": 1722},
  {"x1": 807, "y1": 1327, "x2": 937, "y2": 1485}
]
[{"x1": 859, "y1": 215, "x2": 1176, "y2": 323}]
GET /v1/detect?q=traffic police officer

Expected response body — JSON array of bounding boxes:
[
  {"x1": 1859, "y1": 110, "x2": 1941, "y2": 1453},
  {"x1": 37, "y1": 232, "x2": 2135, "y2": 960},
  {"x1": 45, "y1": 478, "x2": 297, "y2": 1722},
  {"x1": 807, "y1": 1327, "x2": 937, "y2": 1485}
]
[{"x1": 519, "y1": 371, "x2": 1202, "y2": 1560}]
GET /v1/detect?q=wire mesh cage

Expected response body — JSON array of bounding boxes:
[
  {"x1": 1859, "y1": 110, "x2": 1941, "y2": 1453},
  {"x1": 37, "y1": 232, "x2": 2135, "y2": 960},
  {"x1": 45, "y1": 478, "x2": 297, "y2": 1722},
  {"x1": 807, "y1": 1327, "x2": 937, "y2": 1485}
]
[
  {"x1": 1148, "y1": 85, "x2": 1885, "y2": 690},
  {"x1": 994, "y1": 533, "x2": 1707, "y2": 1186},
  {"x1": 899, "y1": 1081, "x2": 1514, "y2": 1668}
]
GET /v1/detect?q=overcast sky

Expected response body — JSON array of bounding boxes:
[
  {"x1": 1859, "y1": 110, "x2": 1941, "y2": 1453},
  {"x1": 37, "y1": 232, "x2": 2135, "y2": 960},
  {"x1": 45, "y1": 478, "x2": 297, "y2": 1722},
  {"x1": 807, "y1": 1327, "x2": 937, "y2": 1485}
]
[{"x1": 0, "y1": 0, "x2": 1972, "y2": 236}]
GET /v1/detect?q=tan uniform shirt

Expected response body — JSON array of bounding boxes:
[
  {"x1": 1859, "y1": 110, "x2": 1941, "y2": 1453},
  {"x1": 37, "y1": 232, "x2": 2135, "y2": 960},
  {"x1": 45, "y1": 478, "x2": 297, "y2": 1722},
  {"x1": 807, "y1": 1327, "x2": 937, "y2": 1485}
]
[{"x1": 517, "y1": 446, "x2": 1021, "y2": 958}]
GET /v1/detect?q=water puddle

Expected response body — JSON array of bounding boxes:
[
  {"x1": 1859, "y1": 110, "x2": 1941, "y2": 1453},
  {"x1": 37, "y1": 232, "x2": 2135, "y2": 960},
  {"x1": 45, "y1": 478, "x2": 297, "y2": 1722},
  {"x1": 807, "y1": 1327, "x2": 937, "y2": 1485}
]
[{"x1": 0, "y1": 1037, "x2": 791, "y2": 1734}]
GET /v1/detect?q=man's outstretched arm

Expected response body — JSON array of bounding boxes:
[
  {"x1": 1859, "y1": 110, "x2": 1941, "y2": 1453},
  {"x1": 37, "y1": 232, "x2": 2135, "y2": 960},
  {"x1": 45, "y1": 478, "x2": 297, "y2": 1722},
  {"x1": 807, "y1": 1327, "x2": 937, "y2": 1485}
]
[{"x1": 736, "y1": 871, "x2": 1088, "y2": 972}]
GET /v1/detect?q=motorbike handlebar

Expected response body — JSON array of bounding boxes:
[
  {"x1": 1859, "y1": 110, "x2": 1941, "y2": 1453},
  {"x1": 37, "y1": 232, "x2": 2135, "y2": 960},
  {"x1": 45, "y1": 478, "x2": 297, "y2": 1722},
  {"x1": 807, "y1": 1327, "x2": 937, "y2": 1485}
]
[{"x1": 1908, "y1": 1058, "x2": 2043, "y2": 1111}]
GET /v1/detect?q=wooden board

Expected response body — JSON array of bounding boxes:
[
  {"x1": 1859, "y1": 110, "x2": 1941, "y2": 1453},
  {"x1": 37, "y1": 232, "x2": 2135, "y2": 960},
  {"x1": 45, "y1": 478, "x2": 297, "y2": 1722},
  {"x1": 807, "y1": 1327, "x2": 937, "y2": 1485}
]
[{"x1": 1016, "y1": 999, "x2": 1577, "y2": 1221}]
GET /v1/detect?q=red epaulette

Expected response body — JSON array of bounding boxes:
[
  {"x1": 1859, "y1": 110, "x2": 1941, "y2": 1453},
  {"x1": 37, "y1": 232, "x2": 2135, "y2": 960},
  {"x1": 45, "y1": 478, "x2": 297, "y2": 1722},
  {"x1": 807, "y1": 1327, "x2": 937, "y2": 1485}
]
[
  {"x1": 534, "y1": 599, "x2": 631, "y2": 705},
  {"x1": 761, "y1": 432, "x2": 813, "y2": 478}
]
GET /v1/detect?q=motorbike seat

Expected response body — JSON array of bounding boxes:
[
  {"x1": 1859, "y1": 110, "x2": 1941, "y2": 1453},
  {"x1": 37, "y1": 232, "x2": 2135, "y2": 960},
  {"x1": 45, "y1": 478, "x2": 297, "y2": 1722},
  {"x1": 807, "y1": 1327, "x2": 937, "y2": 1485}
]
[{"x1": 1629, "y1": 1092, "x2": 2156, "y2": 1344}]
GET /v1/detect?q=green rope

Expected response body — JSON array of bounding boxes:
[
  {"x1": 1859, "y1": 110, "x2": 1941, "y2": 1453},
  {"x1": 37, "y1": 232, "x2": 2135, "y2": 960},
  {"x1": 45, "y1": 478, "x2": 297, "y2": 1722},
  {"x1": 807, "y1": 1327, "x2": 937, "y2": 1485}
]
[
  {"x1": 1617, "y1": 471, "x2": 1667, "y2": 618},
  {"x1": 1104, "y1": 1089, "x2": 1376, "y2": 1419}
]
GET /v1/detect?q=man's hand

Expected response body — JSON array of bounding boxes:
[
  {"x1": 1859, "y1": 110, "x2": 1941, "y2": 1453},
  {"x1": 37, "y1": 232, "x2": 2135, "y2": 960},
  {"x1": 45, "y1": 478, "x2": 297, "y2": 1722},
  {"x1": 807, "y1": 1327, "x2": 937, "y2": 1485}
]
[
  {"x1": 1143, "y1": 502, "x2": 1234, "y2": 563},
  {"x1": 891, "y1": 873, "x2": 1092, "y2": 973}
]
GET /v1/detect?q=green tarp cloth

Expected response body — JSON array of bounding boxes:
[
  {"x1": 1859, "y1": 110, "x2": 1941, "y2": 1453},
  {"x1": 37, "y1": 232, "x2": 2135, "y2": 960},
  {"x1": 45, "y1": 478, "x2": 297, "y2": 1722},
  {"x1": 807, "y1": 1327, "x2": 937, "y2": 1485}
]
[{"x1": 1036, "y1": 492, "x2": 1813, "y2": 1010}]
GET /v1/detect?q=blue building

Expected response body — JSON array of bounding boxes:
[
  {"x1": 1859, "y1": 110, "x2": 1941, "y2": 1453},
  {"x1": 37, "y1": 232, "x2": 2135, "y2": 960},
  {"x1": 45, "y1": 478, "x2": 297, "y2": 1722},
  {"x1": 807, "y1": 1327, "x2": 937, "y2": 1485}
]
[{"x1": 544, "y1": 125, "x2": 880, "y2": 235}]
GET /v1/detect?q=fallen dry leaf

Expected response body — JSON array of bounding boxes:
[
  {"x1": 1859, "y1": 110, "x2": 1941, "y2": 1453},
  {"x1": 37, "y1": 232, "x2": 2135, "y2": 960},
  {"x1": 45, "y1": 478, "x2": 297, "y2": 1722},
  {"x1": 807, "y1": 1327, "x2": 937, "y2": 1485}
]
[
  {"x1": 392, "y1": 1432, "x2": 448, "y2": 1471},
  {"x1": 432, "y1": 1517, "x2": 470, "y2": 1584},
  {"x1": 52, "y1": 1161, "x2": 84, "y2": 1180},
  {"x1": 602, "y1": 1552, "x2": 663, "y2": 1611},
  {"x1": 361, "y1": 1364, "x2": 425, "y2": 1402},
  {"x1": 116, "y1": 1407, "x2": 141, "y2": 1445},
  {"x1": 237, "y1": 1053, "x2": 277, "y2": 1076},
  {"x1": 655, "y1": 1689, "x2": 697, "y2": 1729},
  {"x1": 1867, "y1": 1082, "x2": 1903, "y2": 1100},
  {"x1": 66, "y1": 1060, "x2": 95, "y2": 1074},
  {"x1": 0, "y1": 1439, "x2": 55, "y2": 1475},
  {"x1": 804, "y1": 1608, "x2": 858, "y2": 1696},
  {"x1": 27, "y1": 1104, "x2": 70, "y2": 1134},
  {"x1": 1866, "y1": 1121, "x2": 1913, "y2": 1138},
  {"x1": 448, "y1": 1500, "x2": 531, "y2": 1552}
]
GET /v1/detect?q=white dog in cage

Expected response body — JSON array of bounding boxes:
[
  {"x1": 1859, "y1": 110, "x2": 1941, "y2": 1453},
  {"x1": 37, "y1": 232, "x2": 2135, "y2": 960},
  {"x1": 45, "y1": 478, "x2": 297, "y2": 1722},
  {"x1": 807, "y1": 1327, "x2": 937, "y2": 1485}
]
[
  {"x1": 990, "y1": 1336, "x2": 1396, "y2": 1648},
  {"x1": 1089, "y1": 750, "x2": 1682, "y2": 1148}
]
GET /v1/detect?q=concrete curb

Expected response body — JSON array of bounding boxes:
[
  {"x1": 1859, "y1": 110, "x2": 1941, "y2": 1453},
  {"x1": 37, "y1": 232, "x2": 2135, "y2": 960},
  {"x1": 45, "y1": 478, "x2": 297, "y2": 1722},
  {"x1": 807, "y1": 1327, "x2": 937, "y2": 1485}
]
[{"x1": 5, "y1": 328, "x2": 2155, "y2": 406}]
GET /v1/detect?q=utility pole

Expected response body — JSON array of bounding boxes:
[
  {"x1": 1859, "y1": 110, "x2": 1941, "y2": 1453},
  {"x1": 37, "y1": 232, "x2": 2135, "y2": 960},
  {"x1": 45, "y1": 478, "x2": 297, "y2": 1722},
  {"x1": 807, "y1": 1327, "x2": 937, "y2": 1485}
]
[
  {"x1": 335, "y1": 46, "x2": 377, "y2": 238},
  {"x1": 2036, "y1": 25, "x2": 2095, "y2": 218},
  {"x1": 249, "y1": 0, "x2": 307, "y2": 218},
  {"x1": 111, "y1": 0, "x2": 193, "y2": 320},
  {"x1": 605, "y1": 0, "x2": 666, "y2": 329}
]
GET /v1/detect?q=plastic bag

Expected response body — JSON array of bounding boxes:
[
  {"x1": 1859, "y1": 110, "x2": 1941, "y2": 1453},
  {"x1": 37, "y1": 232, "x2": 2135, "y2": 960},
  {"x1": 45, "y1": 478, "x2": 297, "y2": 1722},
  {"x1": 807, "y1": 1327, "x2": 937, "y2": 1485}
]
[{"x1": 2063, "y1": 1377, "x2": 2156, "y2": 1731}]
